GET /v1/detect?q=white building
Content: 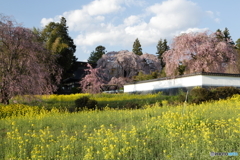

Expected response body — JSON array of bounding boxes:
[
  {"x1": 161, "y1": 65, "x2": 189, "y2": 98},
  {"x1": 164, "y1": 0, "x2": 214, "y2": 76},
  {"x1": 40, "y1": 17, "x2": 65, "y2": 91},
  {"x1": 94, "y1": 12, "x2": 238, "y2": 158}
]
[{"x1": 124, "y1": 72, "x2": 240, "y2": 94}]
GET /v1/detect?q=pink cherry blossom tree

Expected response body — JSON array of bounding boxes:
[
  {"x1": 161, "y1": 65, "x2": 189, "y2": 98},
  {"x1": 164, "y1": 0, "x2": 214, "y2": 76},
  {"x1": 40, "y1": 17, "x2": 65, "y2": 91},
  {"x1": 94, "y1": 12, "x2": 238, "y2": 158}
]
[
  {"x1": 163, "y1": 31, "x2": 237, "y2": 77},
  {"x1": 80, "y1": 64, "x2": 107, "y2": 94},
  {"x1": 0, "y1": 14, "x2": 61, "y2": 104},
  {"x1": 97, "y1": 50, "x2": 161, "y2": 79},
  {"x1": 140, "y1": 53, "x2": 161, "y2": 74}
]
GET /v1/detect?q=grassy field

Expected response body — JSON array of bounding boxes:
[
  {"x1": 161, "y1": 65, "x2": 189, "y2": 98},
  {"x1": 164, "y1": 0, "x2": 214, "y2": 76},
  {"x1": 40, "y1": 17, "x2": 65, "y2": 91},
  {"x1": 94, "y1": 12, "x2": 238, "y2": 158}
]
[
  {"x1": 14, "y1": 93, "x2": 167, "y2": 110},
  {"x1": 0, "y1": 93, "x2": 239, "y2": 159}
]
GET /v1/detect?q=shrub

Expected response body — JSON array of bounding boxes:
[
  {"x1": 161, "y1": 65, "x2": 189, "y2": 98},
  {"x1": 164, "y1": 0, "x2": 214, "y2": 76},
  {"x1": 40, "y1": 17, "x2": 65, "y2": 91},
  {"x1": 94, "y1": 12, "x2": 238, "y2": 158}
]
[
  {"x1": 210, "y1": 86, "x2": 240, "y2": 100},
  {"x1": 75, "y1": 96, "x2": 98, "y2": 111},
  {"x1": 189, "y1": 87, "x2": 211, "y2": 104},
  {"x1": 123, "y1": 102, "x2": 140, "y2": 109}
]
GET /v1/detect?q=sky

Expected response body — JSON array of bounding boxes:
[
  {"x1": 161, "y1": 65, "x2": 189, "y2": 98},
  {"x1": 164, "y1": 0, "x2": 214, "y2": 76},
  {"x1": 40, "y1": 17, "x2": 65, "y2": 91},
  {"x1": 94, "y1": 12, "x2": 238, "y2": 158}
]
[{"x1": 1, "y1": 0, "x2": 240, "y2": 62}]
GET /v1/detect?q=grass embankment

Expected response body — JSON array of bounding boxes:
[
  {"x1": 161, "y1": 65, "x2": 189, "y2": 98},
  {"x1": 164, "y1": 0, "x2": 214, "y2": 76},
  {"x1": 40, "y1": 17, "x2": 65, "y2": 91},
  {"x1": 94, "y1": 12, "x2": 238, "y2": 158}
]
[
  {"x1": 14, "y1": 93, "x2": 168, "y2": 110},
  {"x1": 0, "y1": 94, "x2": 239, "y2": 159}
]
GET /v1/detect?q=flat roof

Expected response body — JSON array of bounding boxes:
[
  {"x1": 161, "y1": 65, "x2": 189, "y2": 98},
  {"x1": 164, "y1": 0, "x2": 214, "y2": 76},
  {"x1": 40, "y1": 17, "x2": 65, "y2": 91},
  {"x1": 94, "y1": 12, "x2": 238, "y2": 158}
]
[{"x1": 125, "y1": 72, "x2": 240, "y2": 85}]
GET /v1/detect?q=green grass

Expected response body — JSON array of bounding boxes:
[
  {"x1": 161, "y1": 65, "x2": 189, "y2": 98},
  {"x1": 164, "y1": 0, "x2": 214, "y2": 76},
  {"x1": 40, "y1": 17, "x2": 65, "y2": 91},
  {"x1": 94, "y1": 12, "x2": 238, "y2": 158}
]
[{"x1": 0, "y1": 94, "x2": 239, "y2": 159}]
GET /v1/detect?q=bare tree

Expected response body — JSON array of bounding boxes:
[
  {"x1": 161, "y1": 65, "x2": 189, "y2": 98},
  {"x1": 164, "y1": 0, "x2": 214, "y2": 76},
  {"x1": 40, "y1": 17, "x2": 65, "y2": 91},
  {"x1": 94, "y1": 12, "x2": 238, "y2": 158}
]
[
  {"x1": 0, "y1": 14, "x2": 61, "y2": 104},
  {"x1": 163, "y1": 31, "x2": 237, "y2": 77}
]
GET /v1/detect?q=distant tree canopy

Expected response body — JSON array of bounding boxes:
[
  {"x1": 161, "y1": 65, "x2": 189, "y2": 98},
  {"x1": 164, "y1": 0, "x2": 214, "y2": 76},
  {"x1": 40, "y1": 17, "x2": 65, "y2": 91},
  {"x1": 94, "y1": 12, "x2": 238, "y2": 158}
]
[
  {"x1": 132, "y1": 38, "x2": 143, "y2": 56},
  {"x1": 215, "y1": 28, "x2": 234, "y2": 45},
  {"x1": 97, "y1": 50, "x2": 161, "y2": 80},
  {"x1": 88, "y1": 45, "x2": 106, "y2": 64},
  {"x1": 156, "y1": 39, "x2": 169, "y2": 69},
  {"x1": 163, "y1": 31, "x2": 237, "y2": 77},
  {"x1": 0, "y1": 14, "x2": 61, "y2": 104},
  {"x1": 80, "y1": 50, "x2": 161, "y2": 93},
  {"x1": 39, "y1": 17, "x2": 77, "y2": 80}
]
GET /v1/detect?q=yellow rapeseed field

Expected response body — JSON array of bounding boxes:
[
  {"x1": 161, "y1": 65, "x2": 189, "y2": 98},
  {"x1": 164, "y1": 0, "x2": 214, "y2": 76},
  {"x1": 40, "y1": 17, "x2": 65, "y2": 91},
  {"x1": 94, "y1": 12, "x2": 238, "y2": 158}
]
[{"x1": 0, "y1": 94, "x2": 239, "y2": 159}]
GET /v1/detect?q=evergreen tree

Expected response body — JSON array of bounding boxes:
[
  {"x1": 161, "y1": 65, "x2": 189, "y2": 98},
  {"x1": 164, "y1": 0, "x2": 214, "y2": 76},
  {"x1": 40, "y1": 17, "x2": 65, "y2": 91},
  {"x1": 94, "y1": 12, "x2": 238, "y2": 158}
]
[
  {"x1": 88, "y1": 45, "x2": 106, "y2": 64},
  {"x1": 41, "y1": 17, "x2": 77, "y2": 80},
  {"x1": 156, "y1": 39, "x2": 169, "y2": 68},
  {"x1": 236, "y1": 38, "x2": 240, "y2": 50},
  {"x1": 216, "y1": 28, "x2": 234, "y2": 45},
  {"x1": 132, "y1": 38, "x2": 143, "y2": 56},
  {"x1": 235, "y1": 38, "x2": 240, "y2": 72}
]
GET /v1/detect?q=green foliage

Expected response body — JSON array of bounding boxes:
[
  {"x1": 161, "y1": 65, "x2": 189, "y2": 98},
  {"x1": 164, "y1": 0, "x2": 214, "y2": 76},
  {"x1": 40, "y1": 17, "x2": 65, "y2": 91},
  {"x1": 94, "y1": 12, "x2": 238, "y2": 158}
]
[
  {"x1": 132, "y1": 38, "x2": 143, "y2": 56},
  {"x1": 216, "y1": 27, "x2": 234, "y2": 45},
  {"x1": 189, "y1": 87, "x2": 211, "y2": 104},
  {"x1": 75, "y1": 96, "x2": 98, "y2": 110},
  {"x1": 177, "y1": 64, "x2": 186, "y2": 75},
  {"x1": 1, "y1": 95, "x2": 240, "y2": 159},
  {"x1": 123, "y1": 102, "x2": 140, "y2": 109},
  {"x1": 134, "y1": 71, "x2": 160, "y2": 81},
  {"x1": 0, "y1": 104, "x2": 41, "y2": 119},
  {"x1": 156, "y1": 39, "x2": 169, "y2": 68},
  {"x1": 210, "y1": 86, "x2": 240, "y2": 100},
  {"x1": 187, "y1": 86, "x2": 240, "y2": 104},
  {"x1": 41, "y1": 17, "x2": 77, "y2": 80},
  {"x1": 88, "y1": 45, "x2": 106, "y2": 64}
]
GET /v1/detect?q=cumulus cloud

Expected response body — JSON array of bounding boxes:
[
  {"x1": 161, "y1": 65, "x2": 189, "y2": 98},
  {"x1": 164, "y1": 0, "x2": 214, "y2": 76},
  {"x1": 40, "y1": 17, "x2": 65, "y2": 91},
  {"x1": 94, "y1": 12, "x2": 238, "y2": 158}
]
[
  {"x1": 147, "y1": 0, "x2": 202, "y2": 31},
  {"x1": 206, "y1": 10, "x2": 221, "y2": 23},
  {"x1": 124, "y1": 15, "x2": 141, "y2": 26},
  {"x1": 82, "y1": 0, "x2": 124, "y2": 16},
  {"x1": 40, "y1": 0, "x2": 218, "y2": 60},
  {"x1": 40, "y1": 18, "x2": 54, "y2": 27},
  {"x1": 75, "y1": 0, "x2": 207, "y2": 46},
  {"x1": 179, "y1": 27, "x2": 209, "y2": 35}
]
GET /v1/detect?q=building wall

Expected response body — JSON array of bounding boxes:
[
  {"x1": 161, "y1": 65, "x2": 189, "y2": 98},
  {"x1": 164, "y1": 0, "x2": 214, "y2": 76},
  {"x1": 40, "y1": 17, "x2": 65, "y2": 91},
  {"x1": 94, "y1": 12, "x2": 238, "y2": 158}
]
[
  {"x1": 202, "y1": 75, "x2": 240, "y2": 87},
  {"x1": 124, "y1": 74, "x2": 240, "y2": 94}
]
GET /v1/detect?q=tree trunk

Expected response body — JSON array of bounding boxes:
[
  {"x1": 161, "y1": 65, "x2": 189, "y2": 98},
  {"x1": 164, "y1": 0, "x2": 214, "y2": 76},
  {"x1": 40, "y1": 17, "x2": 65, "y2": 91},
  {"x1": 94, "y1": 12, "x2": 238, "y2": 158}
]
[
  {"x1": 1, "y1": 98, "x2": 9, "y2": 105},
  {"x1": 0, "y1": 90, "x2": 10, "y2": 105}
]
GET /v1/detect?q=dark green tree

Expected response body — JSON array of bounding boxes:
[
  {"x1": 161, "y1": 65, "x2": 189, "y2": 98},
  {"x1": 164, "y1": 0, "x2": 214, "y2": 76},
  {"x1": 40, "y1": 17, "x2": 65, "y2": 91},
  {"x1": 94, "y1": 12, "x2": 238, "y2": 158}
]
[
  {"x1": 88, "y1": 45, "x2": 106, "y2": 64},
  {"x1": 216, "y1": 28, "x2": 234, "y2": 45},
  {"x1": 235, "y1": 38, "x2": 240, "y2": 72},
  {"x1": 215, "y1": 29, "x2": 224, "y2": 41},
  {"x1": 41, "y1": 17, "x2": 77, "y2": 80},
  {"x1": 236, "y1": 38, "x2": 240, "y2": 50},
  {"x1": 132, "y1": 38, "x2": 143, "y2": 55},
  {"x1": 156, "y1": 39, "x2": 169, "y2": 68}
]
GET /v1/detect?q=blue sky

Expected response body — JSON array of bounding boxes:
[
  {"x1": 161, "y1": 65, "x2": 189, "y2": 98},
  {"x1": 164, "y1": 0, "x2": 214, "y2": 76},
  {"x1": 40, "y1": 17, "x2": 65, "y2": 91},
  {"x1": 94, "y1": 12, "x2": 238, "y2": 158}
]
[{"x1": 1, "y1": 0, "x2": 240, "y2": 61}]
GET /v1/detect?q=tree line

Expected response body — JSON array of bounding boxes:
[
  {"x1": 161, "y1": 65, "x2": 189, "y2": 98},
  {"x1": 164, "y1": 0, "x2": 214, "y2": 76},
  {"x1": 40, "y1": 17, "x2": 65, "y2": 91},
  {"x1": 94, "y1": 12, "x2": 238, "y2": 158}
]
[
  {"x1": 83, "y1": 28, "x2": 240, "y2": 93},
  {"x1": 1, "y1": 13, "x2": 240, "y2": 100}
]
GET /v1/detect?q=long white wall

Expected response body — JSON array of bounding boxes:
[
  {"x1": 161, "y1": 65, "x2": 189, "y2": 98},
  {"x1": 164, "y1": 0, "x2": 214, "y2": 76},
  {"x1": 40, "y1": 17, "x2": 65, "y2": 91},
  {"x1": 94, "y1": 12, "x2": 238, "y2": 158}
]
[
  {"x1": 202, "y1": 75, "x2": 240, "y2": 87},
  {"x1": 124, "y1": 75, "x2": 240, "y2": 93}
]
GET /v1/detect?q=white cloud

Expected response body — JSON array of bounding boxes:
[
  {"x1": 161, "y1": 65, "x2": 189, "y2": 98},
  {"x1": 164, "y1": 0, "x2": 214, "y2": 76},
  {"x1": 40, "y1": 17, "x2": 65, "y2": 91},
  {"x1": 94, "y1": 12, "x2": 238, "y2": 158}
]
[
  {"x1": 147, "y1": 0, "x2": 202, "y2": 31},
  {"x1": 40, "y1": 18, "x2": 54, "y2": 27},
  {"x1": 206, "y1": 10, "x2": 220, "y2": 23},
  {"x1": 124, "y1": 15, "x2": 141, "y2": 26},
  {"x1": 82, "y1": 0, "x2": 124, "y2": 16},
  {"x1": 180, "y1": 27, "x2": 209, "y2": 34},
  {"x1": 40, "y1": 0, "x2": 217, "y2": 60}
]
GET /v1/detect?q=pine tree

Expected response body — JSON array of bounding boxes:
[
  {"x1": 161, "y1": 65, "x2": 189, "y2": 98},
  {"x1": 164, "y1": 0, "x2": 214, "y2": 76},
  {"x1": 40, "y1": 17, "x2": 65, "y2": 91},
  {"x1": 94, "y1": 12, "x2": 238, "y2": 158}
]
[
  {"x1": 88, "y1": 45, "x2": 106, "y2": 64},
  {"x1": 132, "y1": 38, "x2": 143, "y2": 56},
  {"x1": 156, "y1": 39, "x2": 169, "y2": 68},
  {"x1": 216, "y1": 28, "x2": 234, "y2": 45},
  {"x1": 41, "y1": 17, "x2": 77, "y2": 80}
]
